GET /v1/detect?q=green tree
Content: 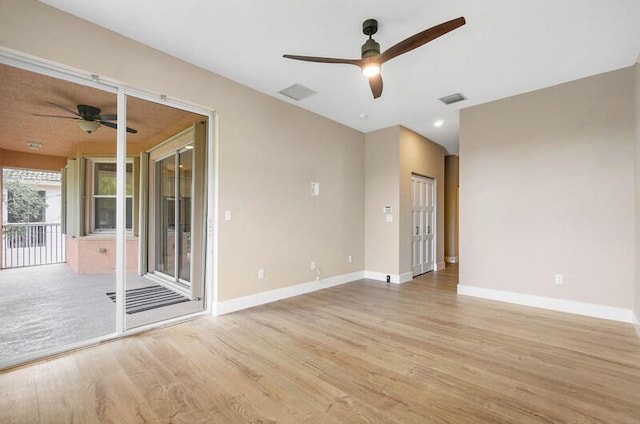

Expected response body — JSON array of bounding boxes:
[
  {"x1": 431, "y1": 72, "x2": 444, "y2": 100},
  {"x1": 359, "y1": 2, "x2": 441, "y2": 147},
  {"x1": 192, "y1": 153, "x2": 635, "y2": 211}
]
[{"x1": 4, "y1": 174, "x2": 47, "y2": 223}]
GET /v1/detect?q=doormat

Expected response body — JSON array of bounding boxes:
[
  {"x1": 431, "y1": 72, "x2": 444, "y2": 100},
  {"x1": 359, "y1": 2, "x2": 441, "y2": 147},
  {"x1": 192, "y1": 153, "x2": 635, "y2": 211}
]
[{"x1": 106, "y1": 285, "x2": 190, "y2": 314}]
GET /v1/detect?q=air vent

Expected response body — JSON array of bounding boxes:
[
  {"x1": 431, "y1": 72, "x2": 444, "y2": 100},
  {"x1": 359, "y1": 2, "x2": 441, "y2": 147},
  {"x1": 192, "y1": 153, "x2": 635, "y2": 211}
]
[
  {"x1": 439, "y1": 92, "x2": 467, "y2": 105},
  {"x1": 278, "y1": 83, "x2": 317, "y2": 101}
]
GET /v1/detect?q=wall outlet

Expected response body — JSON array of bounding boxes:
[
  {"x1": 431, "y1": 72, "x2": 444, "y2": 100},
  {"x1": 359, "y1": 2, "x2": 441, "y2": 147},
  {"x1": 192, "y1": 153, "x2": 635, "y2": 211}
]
[
  {"x1": 310, "y1": 261, "x2": 316, "y2": 270},
  {"x1": 348, "y1": 255, "x2": 352, "y2": 264},
  {"x1": 258, "y1": 268, "x2": 265, "y2": 280},
  {"x1": 554, "y1": 273, "x2": 563, "y2": 285}
]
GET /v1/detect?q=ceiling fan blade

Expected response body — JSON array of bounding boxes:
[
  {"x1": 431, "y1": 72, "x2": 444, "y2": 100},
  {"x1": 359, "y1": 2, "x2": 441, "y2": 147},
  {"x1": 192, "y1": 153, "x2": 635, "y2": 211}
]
[
  {"x1": 368, "y1": 74, "x2": 383, "y2": 99},
  {"x1": 45, "y1": 101, "x2": 82, "y2": 118},
  {"x1": 32, "y1": 114, "x2": 78, "y2": 119},
  {"x1": 380, "y1": 17, "x2": 466, "y2": 64},
  {"x1": 283, "y1": 54, "x2": 362, "y2": 66},
  {"x1": 96, "y1": 114, "x2": 117, "y2": 121},
  {"x1": 99, "y1": 120, "x2": 138, "y2": 134}
]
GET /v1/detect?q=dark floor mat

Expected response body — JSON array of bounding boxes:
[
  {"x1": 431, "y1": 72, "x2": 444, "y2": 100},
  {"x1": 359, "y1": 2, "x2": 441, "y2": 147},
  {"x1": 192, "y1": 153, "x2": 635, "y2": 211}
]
[{"x1": 106, "y1": 285, "x2": 190, "y2": 314}]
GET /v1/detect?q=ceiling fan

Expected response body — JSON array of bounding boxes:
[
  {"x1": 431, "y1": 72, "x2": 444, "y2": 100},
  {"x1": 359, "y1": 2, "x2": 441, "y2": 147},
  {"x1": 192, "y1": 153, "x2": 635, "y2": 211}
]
[
  {"x1": 33, "y1": 102, "x2": 138, "y2": 134},
  {"x1": 283, "y1": 16, "x2": 466, "y2": 99}
]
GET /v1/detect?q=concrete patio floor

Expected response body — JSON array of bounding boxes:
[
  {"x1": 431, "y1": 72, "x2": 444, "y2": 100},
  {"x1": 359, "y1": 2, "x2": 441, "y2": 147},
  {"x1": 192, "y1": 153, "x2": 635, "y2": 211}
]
[{"x1": 0, "y1": 263, "x2": 204, "y2": 363}]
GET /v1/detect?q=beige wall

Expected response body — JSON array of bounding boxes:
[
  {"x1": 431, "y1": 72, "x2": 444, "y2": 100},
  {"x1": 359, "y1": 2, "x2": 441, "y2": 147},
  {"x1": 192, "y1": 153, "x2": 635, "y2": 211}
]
[
  {"x1": 0, "y1": 0, "x2": 365, "y2": 301},
  {"x1": 364, "y1": 126, "x2": 400, "y2": 274},
  {"x1": 364, "y1": 126, "x2": 445, "y2": 277},
  {"x1": 0, "y1": 149, "x2": 67, "y2": 172},
  {"x1": 460, "y1": 67, "x2": 636, "y2": 309},
  {"x1": 399, "y1": 127, "x2": 445, "y2": 272},
  {"x1": 444, "y1": 155, "x2": 459, "y2": 261}
]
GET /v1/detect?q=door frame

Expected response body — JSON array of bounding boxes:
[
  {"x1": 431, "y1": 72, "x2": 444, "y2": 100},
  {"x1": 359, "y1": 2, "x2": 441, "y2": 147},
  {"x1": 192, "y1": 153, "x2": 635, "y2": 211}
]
[
  {"x1": 145, "y1": 124, "x2": 206, "y2": 299},
  {"x1": 0, "y1": 47, "x2": 218, "y2": 370}
]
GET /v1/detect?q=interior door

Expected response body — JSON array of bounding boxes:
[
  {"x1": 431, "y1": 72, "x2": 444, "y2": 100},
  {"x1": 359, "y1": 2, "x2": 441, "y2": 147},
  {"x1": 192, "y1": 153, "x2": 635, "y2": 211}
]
[{"x1": 412, "y1": 175, "x2": 435, "y2": 276}]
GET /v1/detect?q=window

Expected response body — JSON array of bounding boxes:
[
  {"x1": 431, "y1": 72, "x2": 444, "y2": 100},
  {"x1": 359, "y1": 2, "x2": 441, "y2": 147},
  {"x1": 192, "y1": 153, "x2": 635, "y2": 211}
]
[{"x1": 92, "y1": 162, "x2": 133, "y2": 232}]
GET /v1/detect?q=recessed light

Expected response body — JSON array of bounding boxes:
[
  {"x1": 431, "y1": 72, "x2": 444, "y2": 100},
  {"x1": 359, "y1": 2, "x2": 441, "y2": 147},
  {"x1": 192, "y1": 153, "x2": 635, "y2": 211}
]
[
  {"x1": 433, "y1": 120, "x2": 444, "y2": 127},
  {"x1": 359, "y1": 113, "x2": 368, "y2": 119},
  {"x1": 27, "y1": 142, "x2": 42, "y2": 150}
]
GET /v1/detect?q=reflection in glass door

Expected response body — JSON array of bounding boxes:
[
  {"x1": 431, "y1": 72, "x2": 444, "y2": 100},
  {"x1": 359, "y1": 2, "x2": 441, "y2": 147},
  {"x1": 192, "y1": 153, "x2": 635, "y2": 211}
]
[
  {"x1": 155, "y1": 146, "x2": 193, "y2": 287},
  {"x1": 178, "y1": 149, "x2": 192, "y2": 282}
]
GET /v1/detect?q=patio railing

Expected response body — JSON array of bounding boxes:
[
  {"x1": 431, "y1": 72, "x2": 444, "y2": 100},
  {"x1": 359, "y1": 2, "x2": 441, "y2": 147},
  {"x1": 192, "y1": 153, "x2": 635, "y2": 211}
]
[{"x1": 1, "y1": 223, "x2": 66, "y2": 268}]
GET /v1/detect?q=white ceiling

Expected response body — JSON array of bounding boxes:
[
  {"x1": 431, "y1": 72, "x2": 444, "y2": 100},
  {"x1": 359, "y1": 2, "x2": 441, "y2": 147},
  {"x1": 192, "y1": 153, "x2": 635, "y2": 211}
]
[{"x1": 40, "y1": 0, "x2": 640, "y2": 154}]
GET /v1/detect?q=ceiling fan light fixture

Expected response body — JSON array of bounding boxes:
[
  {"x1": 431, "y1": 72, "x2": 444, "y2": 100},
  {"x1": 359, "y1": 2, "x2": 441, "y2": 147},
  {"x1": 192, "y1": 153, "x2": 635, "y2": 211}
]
[
  {"x1": 77, "y1": 120, "x2": 100, "y2": 134},
  {"x1": 362, "y1": 63, "x2": 380, "y2": 77}
]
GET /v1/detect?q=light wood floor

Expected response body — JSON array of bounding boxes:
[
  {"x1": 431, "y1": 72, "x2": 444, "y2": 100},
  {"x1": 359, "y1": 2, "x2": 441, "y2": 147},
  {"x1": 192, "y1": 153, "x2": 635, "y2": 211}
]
[{"x1": 2, "y1": 264, "x2": 640, "y2": 423}]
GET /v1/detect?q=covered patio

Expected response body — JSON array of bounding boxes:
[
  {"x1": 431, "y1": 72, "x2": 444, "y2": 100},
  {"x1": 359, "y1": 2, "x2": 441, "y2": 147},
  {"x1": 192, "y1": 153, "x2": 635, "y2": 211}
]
[
  {"x1": 0, "y1": 61, "x2": 209, "y2": 366},
  {"x1": 0, "y1": 263, "x2": 202, "y2": 360}
]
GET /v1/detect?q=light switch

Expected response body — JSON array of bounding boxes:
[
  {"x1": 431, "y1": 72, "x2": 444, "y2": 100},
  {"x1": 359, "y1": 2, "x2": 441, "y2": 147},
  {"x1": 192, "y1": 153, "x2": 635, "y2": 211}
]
[
  {"x1": 225, "y1": 210, "x2": 232, "y2": 221},
  {"x1": 311, "y1": 182, "x2": 320, "y2": 196},
  {"x1": 386, "y1": 214, "x2": 393, "y2": 222}
]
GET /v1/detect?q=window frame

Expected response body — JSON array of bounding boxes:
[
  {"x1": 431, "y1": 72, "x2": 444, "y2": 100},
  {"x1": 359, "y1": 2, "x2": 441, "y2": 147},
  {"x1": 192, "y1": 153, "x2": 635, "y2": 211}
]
[{"x1": 89, "y1": 158, "x2": 134, "y2": 234}]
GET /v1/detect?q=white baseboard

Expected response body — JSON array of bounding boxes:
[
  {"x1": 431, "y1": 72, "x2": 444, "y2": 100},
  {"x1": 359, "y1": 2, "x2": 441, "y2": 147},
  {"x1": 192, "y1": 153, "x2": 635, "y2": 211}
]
[
  {"x1": 363, "y1": 270, "x2": 413, "y2": 284},
  {"x1": 457, "y1": 285, "x2": 634, "y2": 323},
  {"x1": 445, "y1": 256, "x2": 458, "y2": 263},
  {"x1": 216, "y1": 271, "x2": 364, "y2": 315},
  {"x1": 399, "y1": 272, "x2": 413, "y2": 284},
  {"x1": 633, "y1": 312, "x2": 640, "y2": 340}
]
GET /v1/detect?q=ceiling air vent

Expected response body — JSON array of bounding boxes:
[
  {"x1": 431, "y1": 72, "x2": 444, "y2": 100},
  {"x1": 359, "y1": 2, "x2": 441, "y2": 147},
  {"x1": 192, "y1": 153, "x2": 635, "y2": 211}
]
[
  {"x1": 278, "y1": 83, "x2": 317, "y2": 101},
  {"x1": 439, "y1": 92, "x2": 467, "y2": 105}
]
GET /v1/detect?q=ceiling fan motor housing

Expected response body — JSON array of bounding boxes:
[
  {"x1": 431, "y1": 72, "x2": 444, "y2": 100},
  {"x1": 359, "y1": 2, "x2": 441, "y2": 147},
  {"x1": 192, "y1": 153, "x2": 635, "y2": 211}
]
[
  {"x1": 361, "y1": 19, "x2": 380, "y2": 59},
  {"x1": 77, "y1": 104, "x2": 101, "y2": 121},
  {"x1": 361, "y1": 38, "x2": 380, "y2": 59}
]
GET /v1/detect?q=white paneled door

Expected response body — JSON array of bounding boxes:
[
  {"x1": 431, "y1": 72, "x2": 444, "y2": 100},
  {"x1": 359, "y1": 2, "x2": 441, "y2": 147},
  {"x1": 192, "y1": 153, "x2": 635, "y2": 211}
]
[{"x1": 412, "y1": 175, "x2": 435, "y2": 276}]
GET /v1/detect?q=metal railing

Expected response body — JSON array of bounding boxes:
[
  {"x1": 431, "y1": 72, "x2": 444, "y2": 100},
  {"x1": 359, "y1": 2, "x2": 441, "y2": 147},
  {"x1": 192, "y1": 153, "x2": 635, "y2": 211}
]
[{"x1": 1, "y1": 223, "x2": 66, "y2": 268}]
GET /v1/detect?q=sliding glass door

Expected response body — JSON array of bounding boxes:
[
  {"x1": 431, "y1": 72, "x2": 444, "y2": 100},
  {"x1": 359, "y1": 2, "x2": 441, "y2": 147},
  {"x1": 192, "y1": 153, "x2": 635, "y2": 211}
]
[
  {"x1": 155, "y1": 146, "x2": 193, "y2": 286},
  {"x1": 0, "y1": 53, "x2": 213, "y2": 368},
  {"x1": 125, "y1": 121, "x2": 207, "y2": 331}
]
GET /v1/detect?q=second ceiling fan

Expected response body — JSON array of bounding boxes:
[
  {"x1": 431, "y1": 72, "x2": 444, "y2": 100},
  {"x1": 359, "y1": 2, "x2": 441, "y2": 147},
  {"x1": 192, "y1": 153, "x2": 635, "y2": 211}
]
[
  {"x1": 34, "y1": 102, "x2": 138, "y2": 134},
  {"x1": 283, "y1": 16, "x2": 466, "y2": 99}
]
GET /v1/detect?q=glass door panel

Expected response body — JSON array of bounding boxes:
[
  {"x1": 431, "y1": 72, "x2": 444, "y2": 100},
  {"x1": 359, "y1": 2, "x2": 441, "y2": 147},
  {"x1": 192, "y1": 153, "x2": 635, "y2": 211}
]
[
  {"x1": 178, "y1": 148, "x2": 192, "y2": 283},
  {"x1": 156, "y1": 156, "x2": 176, "y2": 278},
  {"x1": 126, "y1": 118, "x2": 206, "y2": 331}
]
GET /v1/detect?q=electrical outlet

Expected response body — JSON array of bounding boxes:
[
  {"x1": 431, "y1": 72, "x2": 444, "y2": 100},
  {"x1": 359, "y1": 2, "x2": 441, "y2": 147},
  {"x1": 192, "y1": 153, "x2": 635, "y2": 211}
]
[
  {"x1": 258, "y1": 268, "x2": 265, "y2": 280},
  {"x1": 554, "y1": 273, "x2": 563, "y2": 285},
  {"x1": 310, "y1": 261, "x2": 316, "y2": 270},
  {"x1": 348, "y1": 255, "x2": 352, "y2": 264}
]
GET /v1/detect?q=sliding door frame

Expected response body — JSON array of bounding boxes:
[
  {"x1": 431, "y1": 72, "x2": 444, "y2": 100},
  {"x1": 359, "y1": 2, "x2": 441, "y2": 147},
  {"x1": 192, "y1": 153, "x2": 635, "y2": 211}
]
[{"x1": 0, "y1": 47, "x2": 218, "y2": 370}]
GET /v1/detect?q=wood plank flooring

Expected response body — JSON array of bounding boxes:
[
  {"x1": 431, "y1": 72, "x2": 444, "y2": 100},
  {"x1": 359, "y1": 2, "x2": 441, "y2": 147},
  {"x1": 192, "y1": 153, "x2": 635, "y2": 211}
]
[{"x1": 2, "y1": 264, "x2": 640, "y2": 423}]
